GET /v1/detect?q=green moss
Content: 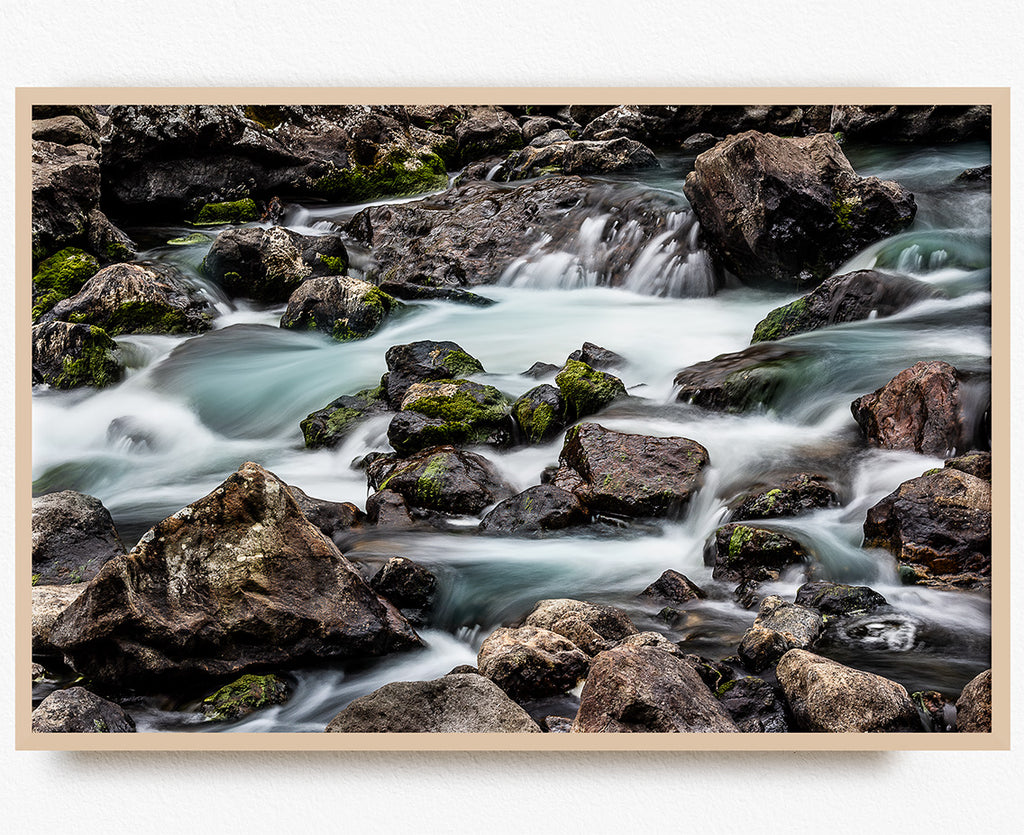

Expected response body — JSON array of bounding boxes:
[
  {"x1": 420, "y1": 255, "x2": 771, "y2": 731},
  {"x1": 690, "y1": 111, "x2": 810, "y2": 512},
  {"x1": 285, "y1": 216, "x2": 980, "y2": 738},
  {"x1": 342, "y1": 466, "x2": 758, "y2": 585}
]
[
  {"x1": 442, "y1": 349, "x2": 485, "y2": 377},
  {"x1": 728, "y1": 525, "x2": 754, "y2": 558},
  {"x1": 830, "y1": 195, "x2": 862, "y2": 232},
  {"x1": 514, "y1": 399, "x2": 557, "y2": 444},
  {"x1": 31, "y1": 247, "x2": 100, "y2": 321},
  {"x1": 555, "y1": 360, "x2": 627, "y2": 421},
  {"x1": 764, "y1": 489, "x2": 782, "y2": 509},
  {"x1": 312, "y1": 150, "x2": 449, "y2": 202},
  {"x1": 102, "y1": 300, "x2": 194, "y2": 335},
  {"x1": 241, "y1": 105, "x2": 285, "y2": 130},
  {"x1": 93, "y1": 718, "x2": 109, "y2": 733},
  {"x1": 415, "y1": 455, "x2": 448, "y2": 504},
  {"x1": 202, "y1": 673, "x2": 290, "y2": 721},
  {"x1": 715, "y1": 679, "x2": 737, "y2": 698},
  {"x1": 318, "y1": 254, "x2": 348, "y2": 275},
  {"x1": 167, "y1": 232, "x2": 211, "y2": 246},
  {"x1": 751, "y1": 297, "x2": 808, "y2": 343},
  {"x1": 404, "y1": 381, "x2": 508, "y2": 424},
  {"x1": 51, "y1": 326, "x2": 122, "y2": 389},
  {"x1": 193, "y1": 198, "x2": 258, "y2": 226}
]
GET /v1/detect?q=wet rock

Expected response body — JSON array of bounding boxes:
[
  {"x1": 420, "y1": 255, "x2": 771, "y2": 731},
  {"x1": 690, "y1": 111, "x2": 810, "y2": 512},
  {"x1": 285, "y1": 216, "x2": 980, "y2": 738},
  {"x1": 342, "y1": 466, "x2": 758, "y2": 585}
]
[
  {"x1": 32, "y1": 687, "x2": 136, "y2": 733},
  {"x1": 32, "y1": 104, "x2": 101, "y2": 131},
  {"x1": 370, "y1": 557, "x2": 437, "y2": 613},
  {"x1": 851, "y1": 360, "x2": 977, "y2": 456},
  {"x1": 580, "y1": 106, "x2": 649, "y2": 141},
  {"x1": 551, "y1": 423, "x2": 709, "y2": 518},
  {"x1": 738, "y1": 595, "x2": 824, "y2": 672},
  {"x1": 863, "y1": 467, "x2": 990, "y2": 590},
  {"x1": 381, "y1": 340, "x2": 485, "y2": 409},
  {"x1": 522, "y1": 361, "x2": 561, "y2": 379},
  {"x1": 523, "y1": 598, "x2": 638, "y2": 656},
  {"x1": 31, "y1": 247, "x2": 100, "y2": 321},
  {"x1": 201, "y1": 673, "x2": 291, "y2": 721},
  {"x1": 511, "y1": 384, "x2": 567, "y2": 444},
  {"x1": 299, "y1": 388, "x2": 388, "y2": 450},
  {"x1": 32, "y1": 583, "x2": 88, "y2": 654},
  {"x1": 477, "y1": 626, "x2": 590, "y2": 700},
  {"x1": 32, "y1": 663, "x2": 48, "y2": 681},
  {"x1": 711, "y1": 524, "x2": 811, "y2": 583},
  {"x1": 389, "y1": 379, "x2": 513, "y2": 455},
  {"x1": 544, "y1": 716, "x2": 574, "y2": 733},
  {"x1": 955, "y1": 669, "x2": 992, "y2": 733},
  {"x1": 830, "y1": 105, "x2": 991, "y2": 144},
  {"x1": 751, "y1": 270, "x2": 942, "y2": 343},
  {"x1": 681, "y1": 132, "x2": 718, "y2": 153},
  {"x1": 639, "y1": 570, "x2": 706, "y2": 605},
  {"x1": 684, "y1": 131, "x2": 916, "y2": 289},
  {"x1": 366, "y1": 446, "x2": 513, "y2": 515},
  {"x1": 287, "y1": 484, "x2": 364, "y2": 542},
  {"x1": 794, "y1": 581, "x2": 887, "y2": 617},
  {"x1": 521, "y1": 116, "x2": 568, "y2": 142},
  {"x1": 325, "y1": 673, "x2": 542, "y2": 732},
  {"x1": 912, "y1": 690, "x2": 956, "y2": 732},
  {"x1": 715, "y1": 676, "x2": 791, "y2": 732},
  {"x1": 454, "y1": 106, "x2": 523, "y2": 165},
  {"x1": 50, "y1": 462, "x2": 422, "y2": 689},
  {"x1": 478, "y1": 485, "x2": 589, "y2": 536},
  {"x1": 86, "y1": 208, "x2": 137, "y2": 263},
  {"x1": 674, "y1": 343, "x2": 811, "y2": 413},
  {"x1": 944, "y1": 451, "x2": 991, "y2": 481},
  {"x1": 571, "y1": 646, "x2": 738, "y2": 733},
  {"x1": 734, "y1": 579, "x2": 764, "y2": 610},
  {"x1": 499, "y1": 137, "x2": 658, "y2": 180},
  {"x1": 32, "y1": 490, "x2": 126, "y2": 584},
  {"x1": 365, "y1": 490, "x2": 418, "y2": 528},
  {"x1": 731, "y1": 473, "x2": 839, "y2": 521},
  {"x1": 205, "y1": 226, "x2": 349, "y2": 303},
  {"x1": 31, "y1": 321, "x2": 124, "y2": 389},
  {"x1": 776, "y1": 649, "x2": 922, "y2": 732},
  {"x1": 32, "y1": 139, "x2": 99, "y2": 259},
  {"x1": 955, "y1": 165, "x2": 992, "y2": 185},
  {"x1": 40, "y1": 261, "x2": 214, "y2": 335},
  {"x1": 280, "y1": 276, "x2": 400, "y2": 341},
  {"x1": 528, "y1": 129, "x2": 573, "y2": 147},
  {"x1": 615, "y1": 631, "x2": 687, "y2": 658},
  {"x1": 554, "y1": 361, "x2": 627, "y2": 422}
]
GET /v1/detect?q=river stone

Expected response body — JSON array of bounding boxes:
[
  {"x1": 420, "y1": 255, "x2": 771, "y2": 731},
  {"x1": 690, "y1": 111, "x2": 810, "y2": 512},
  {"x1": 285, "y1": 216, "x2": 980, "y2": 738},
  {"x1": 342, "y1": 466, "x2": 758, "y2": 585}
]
[
  {"x1": 512, "y1": 384, "x2": 566, "y2": 444},
  {"x1": 454, "y1": 106, "x2": 523, "y2": 164},
  {"x1": 852, "y1": 360, "x2": 973, "y2": 456},
  {"x1": 381, "y1": 340, "x2": 485, "y2": 409},
  {"x1": 499, "y1": 137, "x2": 658, "y2": 180},
  {"x1": 955, "y1": 165, "x2": 992, "y2": 185},
  {"x1": 31, "y1": 321, "x2": 124, "y2": 389},
  {"x1": 280, "y1": 276, "x2": 399, "y2": 341},
  {"x1": 674, "y1": 343, "x2": 811, "y2": 413},
  {"x1": 366, "y1": 446, "x2": 513, "y2": 515},
  {"x1": 683, "y1": 131, "x2": 916, "y2": 289},
  {"x1": 830, "y1": 105, "x2": 991, "y2": 144},
  {"x1": 477, "y1": 626, "x2": 590, "y2": 700},
  {"x1": 615, "y1": 631, "x2": 687, "y2": 658},
  {"x1": 32, "y1": 687, "x2": 137, "y2": 733},
  {"x1": 33, "y1": 114, "x2": 99, "y2": 147},
  {"x1": 944, "y1": 451, "x2": 991, "y2": 481},
  {"x1": 32, "y1": 139, "x2": 99, "y2": 259},
  {"x1": 32, "y1": 104, "x2": 101, "y2": 131},
  {"x1": 390, "y1": 379, "x2": 513, "y2": 454},
  {"x1": 716, "y1": 676, "x2": 791, "y2": 733},
  {"x1": 300, "y1": 388, "x2": 388, "y2": 449},
  {"x1": 287, "y1": 484, "x2": 364, "y2": 543},
  {"x1": 554, "y1": 361, "x2": 627, "y2": 422},
  {"x1": 32, "y1": 490, "x2": 126, "y2": 584},
  {"x1": 794, "y1": 581, "x2": 888, "y2": 617},
  {"x1": 571, "y1": 646, "x2": 739, "y2": 733},
  {"x1": 370, "y1": 557, "x2": 437, "y2": 613},
  {"x1": 639, "y1": 570, "x2": 706, "y2": 605},
  {"x1": 751, "y1": 270, "x2": 943, "y2": 343},
  {"x1": 365, "y1": 490, "x2": 418, "y2": 528},
  {"x1": 738, "y1": 595, "x2": 824, "y2": 672},
  {"x1": 86, "y1": 207, "x2": 137, "y2": 263},
  {"x1": 479, "y1": 485, "x2": 589, "y2": 536},
  {"x1": 711, "y1": 524, "x2": 811, "y2": 583},
  {"x1": 49, "y1": 461, "x2": 422, "y2": 689},
  {"x1": 523, "y1": 598, "x2": 638, "y2": 656},
  {"x1": 551, "y1": 423, "x2": 710, "y2": 518},
  {"x1": 325, "y1": 673, "x2": 542, "y2": 733},
  {"x1": 31, "y1": 247, "x2": 101, "y2": 321},
  {"x1": 863, "y1": 467, "x2": 990, "y2": 590},
  {"x1": 955, "y1": 669, "x2": 992, "y2": 733},
  {"x1": 566, "y1": 342, "x2": 625, "y2": 370},
  {"x1": 732, "y1": 473, "x2": 840, "y2": 521},
  {"x1": 201, "y1": 673, "x2": 291, "y2": 721},
  {"x1": 32, "y1": 583, "x2": 88, "y2": 654},
  {"x1": 522, "y1": 361, "x2": 561, "y2": 379},
  {"x1": 776, "y1": 649, "x2": 921, "y2": 732},
  {"x1": 40, "y1": 261, "x2": 215, "y2": 335}
]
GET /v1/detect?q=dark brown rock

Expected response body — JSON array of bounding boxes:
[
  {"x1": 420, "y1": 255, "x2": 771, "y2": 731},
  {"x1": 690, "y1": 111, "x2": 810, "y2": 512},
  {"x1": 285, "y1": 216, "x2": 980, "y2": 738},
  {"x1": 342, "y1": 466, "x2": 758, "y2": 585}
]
[
  {"x1": 830, "y1": 105, "x2": 991, "y2": 144},
  {"x1": 944, "y1": 451, "x2": 991, "y2": 481},
  {"x1": 32, "y1": 686, "x2": 136, "y2": 733},
  {"x1": 674, "y1": 343, "x2": 811, "y2": 413},
  {"x1": 716, "y1": 676, "x2": 791, "y2": 732},
  {"x1": 477, "y1": 626, "x2": 589, "y2": 700},
  {"x1": 523, "y1": 598, "x2": 638, "y2": 656},
  {"x1": 32, "y1": 490, "x2": 126, "y2": 584},
  {"x1": 711, "y1": 524, "x2": 811, "y2": 583},
  {"x1": 794, "y1": 581, "x2": 888, "y2": 617},
  {"x1": 369, "y1": 557, "x2": 437, "y2": 612},
  {"x1": 31, "y1": 321, "x2": 124, "y2": 389},
  {"x1": 365, "y1": 490, "x2": 418, "y2": 528},
  {"x1": 955, "y1": 669, "x2": 992, "y2": 733},
  {"x1": 32, "y1": 583, "x2": 88, "y2": 655},
  {"x1": 732, "y1": 473, "x2": 840, "y2": 521},
  {"x1": 478, "y1": 485, "x2": 589, "y2": 536},
  {"x1": 738, "y1": 595, "x2": 824, "y2": 672},
  {"x1": 381, "y1": 340, "x2": 485, "y2": 409},
  {"x1": 639, "y1": 570, "x2": 706, "y2": 605},
  {"x1": 280, "y1": 276, "x2": 399, "y2": 341},
  {"x1": 287, "y1": 484, "x2": 364, "y2": 543},
  {"x1": 499, "y1": 137, "x2": 658, "y2": 180}
]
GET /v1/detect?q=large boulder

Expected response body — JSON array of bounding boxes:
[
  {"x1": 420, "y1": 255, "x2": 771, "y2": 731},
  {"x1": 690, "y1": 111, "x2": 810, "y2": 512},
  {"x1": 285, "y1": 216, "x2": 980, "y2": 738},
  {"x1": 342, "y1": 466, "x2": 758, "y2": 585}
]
[
  {"x1": 299, "y1": 387, "x2": 388, "y2": 449},
  {"x1": 32, "y1": 583, "x2": 88, "y2": 654},
  {"x1": 711, "y1": 523, "x2": 811, "y2": 583},
  {"x1": 738, "y1": 595, "x2": 824, "y2": 672},
  {"x1": 750, "y1": 270, "x2": 943, "y2": 343},
  {"x1": 280, "y1": 276, "x2": 399, "y2": 341},
  {"x1": 388, "y1": 379, "x2": 513, "y2": 455},
  {"x1": 550, "y1": 423, "x2": 710, "y2": 518},
  {"x1": 571, "y1": 646, "x2": 739, "y2": 733},
  {"x1": 49, "y1": 462, "x2": 422, "y2": 689},
  {"x1": 499, "y1": 137, "x2": 658, "y2": 180},
  {"x1": 955, "y1": 669, "x2": 992, "y2": 733},
  {"x1": 554, "y1": 361, "x2": 627, "y2": 422},
  {"x1": 31, "y1": 687, "x2": 136, "y2": 733},
  {"x1": 381, "y1": 340, "x2": 485, "y2": 409},
  {"x1": 33, "y1": 114, "x2": 100, "y2": 147},
  {"x1": 32, "y1": 321, "x2": 124, "y2": 389},
  {"x1": 32, "y1": 490, "x2": 126, "y2": 584},
  {"x1": 523, "y1": 598, "x2": 638, "y2": 656},
  {"x1": 863, "y1": 467, "x2": 990, "y2": 590},
  {"x1": 731, "y1": 473, "x2": 839, "y2": 521},
  {"x1": 776, "y1": 649, "x2": 921, "y2": 732},
  {"x1": 478, "y1": 485, "x2": 589, "y2": 536},
  {"x1": 454, "y1": 106, "x2": 523, "y2": 164},
  {"x1": 944, "y1": 451, "x2": 991, "y2": 481},
  {"x1": 325, "y1": 673, "x2": 542, "y2": 732},
  {"x1": 683, "y1": 131, "x2": 916, "y2": 289},
  {"x1": 477, "y1": 626, "x2": 590, "y2": 700},
  {"x1": 674, "y1": 344, "x2": 811, "y2": 413},
  {"x1": 830, "y1": 105, "x2": 991, "y2": 144},
  {"x1": 31, "y1": 247, "x2": 100, "y2": 321},
  {"x1": 286, "y1": 484, "x2": 364, "y2": 543}
]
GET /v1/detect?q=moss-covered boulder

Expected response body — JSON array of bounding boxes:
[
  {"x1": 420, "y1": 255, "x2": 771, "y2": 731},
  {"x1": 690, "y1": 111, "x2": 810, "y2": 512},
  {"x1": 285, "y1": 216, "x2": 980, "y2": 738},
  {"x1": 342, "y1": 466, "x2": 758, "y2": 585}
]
[
  {"x1": 201, "y1": 673, "x2": 291, "y2": 721},
  {"x1": 674, "y1": 343, "x2": 811, "y2": 413},
  {"x1": 280, "y1": 276, "x2": 400, "y2": 341},
  {"x1": 731, "y1": 473, "x2": 840, "y2": 521},
  {"x1": 31, "y1": 247, "x2": 100, "y2": 321},
  {"x1": 381, "y1": 340, "x2": 485, "y2": 408},
  {"x1": 555, "y1": 360, "x2": 627, "y2": 422},
  {"x1": 711, "y1": 523, "x2": 811, "y2": 583},
  {"x1": 512, "y1": 384, "x2": 566, "y2": 444},
  {"x1": 299, "y1": 387, "x2": 387, "y2": 449},
  {"x1": 311, "y1": 148, "x2": 448, "y2": 202},
  {"x1": 387, "y1": 379, "x2": 512, "y2": 455},
  {"x1": 193, "y1": 198, "x2": 258, "y2": 225},
  {"x1": 32, "y1": 321, "x2": 124, "y2": 389}
]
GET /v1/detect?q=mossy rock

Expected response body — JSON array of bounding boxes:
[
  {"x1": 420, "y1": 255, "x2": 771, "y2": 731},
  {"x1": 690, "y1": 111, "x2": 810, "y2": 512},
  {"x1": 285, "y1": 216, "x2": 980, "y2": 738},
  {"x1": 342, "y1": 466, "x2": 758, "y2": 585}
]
[
  {"x1": 388, "y1": 379, "x2": 513, "y2": 454},
  {"x1": 301, "y1": 387, "x2": 387, "y2": 449},
  {"x1": 712, "y1": 523, "x2": 810, "y2": 583},
  {"x1": 554, "y1": 360, "x2": 627, "y2": 422},
  {"x1": 167, "y1": 232, "x2": 212, "y2": 246},
  {"x1": 311, "y1": 150, "x2": 448, "y2": 203},
  {"x1": 32, "y1": 321, "x2": 124, "y2": 389},
  {"x1": 32, "y1": 247, "x2": 100, "y2": 321},
  {"x1": 192, "y1": 198, "x2": 258, "y2": 226},
  {"x1": 201, "y1": 673, "x2": 291, "y2": 721},
  {"x1": 512, "y1": 384, "x2": 565, "y2": 444}
]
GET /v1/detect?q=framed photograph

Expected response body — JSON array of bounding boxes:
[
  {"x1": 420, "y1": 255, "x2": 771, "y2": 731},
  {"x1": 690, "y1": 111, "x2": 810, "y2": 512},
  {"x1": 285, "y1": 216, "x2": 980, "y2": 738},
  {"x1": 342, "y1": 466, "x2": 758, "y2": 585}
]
[{"x1": 17, "y1": 88, "x2": 1008, "y2": 750}]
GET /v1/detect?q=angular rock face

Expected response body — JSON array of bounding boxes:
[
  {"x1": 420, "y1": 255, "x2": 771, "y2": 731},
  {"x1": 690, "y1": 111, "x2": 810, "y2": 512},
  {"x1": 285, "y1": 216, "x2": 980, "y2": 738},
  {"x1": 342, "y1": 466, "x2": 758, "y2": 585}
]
[
  {"x1": 639, "y1": 570, "x2": 706, "y2": 605},
  {"x1": 751, "y1": 270, "x2": 943, "y2": 343},
  {"x1": 683, "y1": 131, "x2": 916, "y2": 289},
  {"x1": 551, "y1": 423, "x2": 710, "y2": 518},
  {"x1": 369, "y1": 557, "x2": 437, "y2": 613},
  {"x1": 523, "y1": 598, "x2": 638, "y2": 656},
  {"x1": 499, "y1": 137, "x2": 658, "y2": 180},
  {"x1": 280, "y1": 276, "x2": 399, "y2": 341},
  {"x1": 955, "y1": 669, "x2": 992, "y2": 733},
  {"x1": 674, "y1": 343, "x2": 810, "y2": 413},
  {"x1": 32, "y1": 490, "x2": 126, "y2": 584},
  {"x1": 794, "y1": 581, "x2": 887, "y2": 617},
  {"x1": 454, "y1": 106, "x2": 524, "y2": 164},
  {"x1": 381, "y1": 340, "x2": 485, "y2": 409},
  {"x1": 554, "y1": 361, "x2": 627, "y2": 422},
  {"x1": 325, "y1": 673, "x2": 542, "y2": 733},
  {"x1": 389, "y1": 379, "x2": 513, "y2": 455},
  {"x1": 50, "y1": 462, "x2": 422, "y2": 689},
  {"x1": 944, "y1": 451, "x2": 991, "y2": 481},
  {"x1": 571, "y1": 646, "x2": 739, "y2": 733},
  {"x1": 478, "y1": 485, "x2": 589, "y2": 536},
  {"x1": 32, "y1": 583, "x2": 88, "y2": 654},
  {"x1": 830, "y1": 105, "x2": 991, "y2": 144},
  {"x1": 32, "y1": 321, "x2": 124, "y2": 389},
  {"x1": 738, "y1": 596, "x2": 824, "y2": 672},
  {"x1": 732, "y1": 473, "x2": 839, "y2": 521},
  {"x1": 711, "y1": 524, "x2": 811, "y2": 583},
  {"x1": 286, "y1": 485, "x2": 364, "y2": 543},
  {"x1": 852, "y1": 361, "x2": 977, "y2": 457},
  {"x1": 32, "y1": 687, "x2": 137, "y2": 733},
  {"x1": 365, "y1": 490, "x2": 418, "y2": 528},
  {"x1": 863, "y1": 467, "x2": 990, "y2": 590},
  {"x1": 716, "y1": 676, "x2": 791, "y2": 733},
  {"x1": 775, "y1": 649, "x2": 921, "y2": 732},
  {"x1": 566, "y1": 342, "x2": 625, "y2": 370},
  {"x1": 477, "y1": 626, "x2": 589, "y2": 700}
]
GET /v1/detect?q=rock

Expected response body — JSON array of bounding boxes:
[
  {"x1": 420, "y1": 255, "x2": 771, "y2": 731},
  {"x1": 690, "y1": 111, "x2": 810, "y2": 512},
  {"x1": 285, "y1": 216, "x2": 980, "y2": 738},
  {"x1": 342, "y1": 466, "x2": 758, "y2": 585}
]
[
  {"x1": 201, "y1": 673, "x2": 291, "y2": 721},
  {"x1": 287, "y1": 484, "x2": 364, "y2": 543},
  {"x1": 734, "y1": 579, "x2": 764, "y2": 610},
  {"x1": 852, "y1": 361, "x2": 980, "y2": 456},
  {"x1": 478, "y1": 485, "x2": 589, "y2": 536},
  {"x1": 31, "y1": 687, "x2": 136, "y2": 733},
  {"x1": 674, "y1": 343, "x2": 811, "y2": 413},
  {"x1": 389, "y1": 379, "x2": 513, "y2": 455},
  {"x1": 580, "y1": 106, "x2": 650, "y2": 141},
  {"x1": 544, "y1": 716, "x2": 574, "y2": 733},
  {"x1": 499, "y1": 137, "x2": 658, "y2": 180},
  {"x1": 738, "y1": 595, "x2": 824, "y2": 672},
  {"x1": 681, "y1": 132, "x2": 718, "y2": 153},
  {"x1": 381, "y1": 340, "x2": 485, "y2": 409},
  {"x1": 32, "y1": 583, "x2": 88, "y2": 654},
  {"x1": 955, "y1": 669, "x2": 992, "y2": 733},
  {"x1": 776, "y1": 649, "x2": 921, "y2": 732},
  {"x1": 711, "y1": 524, "x2": 811, "y2": 583},
  {"x1": 523, "y1": 598, "x2": 638, "y2": 656},
  {"x1": 715, "y1": 676, "x2": 791, "y2": 732},
  {"x1": 863, "y1": 467, "x2": 990, "y2": 590},
  {"x1": 204, "y1": 226, "x2": 349, "y2": 303},
  {"x1": 511, "y1": 384, "x2": 566, "y2": 444},
  {"x1": 731, "y1": 473, "x2": 839, "y2": 521},
  {"x1": 31, "y1": 321, "x2": 124, "y2": 389},
  {"x1": 299, "y1": 387, "x2": 388, "y2": 449},
  {"x1": 551, "y1": 423, "x2": 709, "y2": 518},
  {"x1": 683, "y1": 655, "x2": 737, "y2": 692},
  {"x1": 366, "y1": 446, "x2": 513, "y2": 515},
  {"x1": 33, "y1": 114, "x2": 99, "y2": 147},
  {"x1": 955, "y1": 165, "x2": 992, "y2": 185},
  {"x1": 32, "y1": 104, "x2": 101, "y2": 131},
  {"x1": 554, "y1": 361, "x2": 627, "y2": 422},
  {"x1": 365, "y1": 490, "x2": 418, "y2": 528},
  {"x1": 944, "y1": 451, "x2": 991, "y2": 481},
  {"x1": 529, "y1": 129, "x2": 573, "y2": 147},
  {"x1": 521, "y1": 116, "x2": 568, "y2": 142},
  {"x1": 639, "y1": 570, "x2": 706, "y2": 605},
  {"x1": 32, "y1": 663, "x2": 47, "y2": 681},
  {"x1": 280, "y1": 276, "x2": 400, "y2": 341},
  {"x1": 31, "y1": 139, "x2": 99, "y2": 260},
  {"x1": 751, "y1": 270, "x2": 943, "y2": 343},
  {"x1": 50, "y1": 462, "x2": 422, "y2": 688},
  {"x1": 566, "y1": 342, "x2": 625, "y2": 370},
  {"x1": 683, "y1": 131, "x2": 916, "y2": 289},
  {"x1": 477, "y1": 626, "x2": 590, "y2": 700},
  {"x1": 192, "y1": 198, "x2": 258, "y2": 225},
  {"x1": 41, "y1": 261, "x2": 214, "y2": 335},
  {"x1": 32, "y1": 490, "x2": 126, "y2": 585},
  {"x1": 831, "y1": 105, "x2": 991, "y2": 144},
  {"x1": 31, "y1": 247, "x2": 100, "y2": 321},
  {"x1": 370, "y1": 557, "x2": 437, "y2": 613},
  {"x1": 455, "y1": 106, "x2": 523, "y2": 164},
  {"x1": 615, "y1": 631, "x2": 687, "y2": 657},
  {"x1": 571, "y1": 646, "x2": 738, "y2": 733},
  {"x1": 86, "y1": 208, "x2": 137, "y2": 262},
  {"x1": 522, "y1": 361, "x2": 561, "y2": 379},
  {"x1": 794, "y1": 581, "x2": 887, "y2": 617},
  {"x1": 325, "y1": 673, "x2": 542, "y2": 732},
  {"x1": 912, "y1": 690, "x2": 955, "y2": 732}
]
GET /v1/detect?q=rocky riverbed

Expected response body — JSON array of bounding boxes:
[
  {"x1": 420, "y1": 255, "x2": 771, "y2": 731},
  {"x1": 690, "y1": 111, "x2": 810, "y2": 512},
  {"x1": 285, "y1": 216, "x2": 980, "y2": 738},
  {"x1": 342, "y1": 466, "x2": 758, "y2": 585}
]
[{"x1": 31, "y1": 103, "x2": 992, "y2": 735}]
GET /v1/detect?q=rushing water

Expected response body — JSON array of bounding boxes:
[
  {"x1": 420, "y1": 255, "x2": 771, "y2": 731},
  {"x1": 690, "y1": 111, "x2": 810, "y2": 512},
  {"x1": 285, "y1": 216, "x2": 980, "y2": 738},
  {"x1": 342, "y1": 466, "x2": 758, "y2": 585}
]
[{"x1": 32, "y1": 142, "x2": 992, "y2": 731}]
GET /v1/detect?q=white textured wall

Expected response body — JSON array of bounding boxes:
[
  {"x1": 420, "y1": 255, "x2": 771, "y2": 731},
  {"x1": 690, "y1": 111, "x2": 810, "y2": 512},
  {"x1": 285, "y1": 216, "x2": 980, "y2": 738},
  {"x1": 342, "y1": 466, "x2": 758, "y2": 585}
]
[{"x1": 2, "y1": 2, "x2": 1020, "y2": 829}]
